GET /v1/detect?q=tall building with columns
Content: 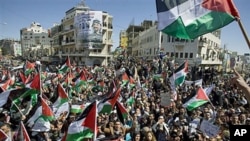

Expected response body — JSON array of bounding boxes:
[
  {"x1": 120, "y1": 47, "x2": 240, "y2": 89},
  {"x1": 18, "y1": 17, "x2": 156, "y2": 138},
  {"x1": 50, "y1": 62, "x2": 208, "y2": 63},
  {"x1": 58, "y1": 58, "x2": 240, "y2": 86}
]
[{"x1": 50, "y1": 1, "x2": 113, "y2": 66}]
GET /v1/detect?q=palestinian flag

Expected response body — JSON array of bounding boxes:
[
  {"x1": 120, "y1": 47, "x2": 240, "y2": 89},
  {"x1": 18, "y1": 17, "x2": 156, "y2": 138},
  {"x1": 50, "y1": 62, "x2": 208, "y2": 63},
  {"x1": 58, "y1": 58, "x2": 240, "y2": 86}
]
[
  {"x1": 155, "y1": 0, "x2": 239, "y2": 39},
  {"x1": 126, "y1": 91, "x2": 135, "y2": 106},
  {"x1": 52, "y1": 84, "x2": 70, "y2": 119},
  {"x1": 72, "y1": 70, "x2": 88, "y2": 91},
  {"x1": 115, "y1": 100, "x2": 129, "y2": 125},
  {"x1": 59, "y1": 56, "x2": 71, "y2": 73},
  {"x1": 66, "y1": 101, "x2": 97, "y2": 141},
  {"x1": 27, "y1": 97, "x2": 54, "y2": 132},
  {"x1": 53, "y1": 83, "x2": 69, "y2": 108},
  {"x1": 19, "y1": 71, "x2": 31, "y2": 85},
  {"x1": 41, "y1": 97, "x2": 55, "y2": 121},
  {"x1": 0, "y1": 88, "x2": 19, "y2": 107},
  {"x1": 121, "y1": 72, "x2": 129, "y2": 87},
  {"x1": 98, "y1": 87, "x2": 121, "y2": 114},
  {"x1": 63, "y1": 72, "x2": 74, "y2": 86},
  {"x1": 0, "y1": 79, "x2": 11, "y2": 92},
  {"x1": 70, "y1": 104, "x2": 85, "y2": 114},
  {"x1": 26, "y1": 73, "x2": 41, "y2": 91},
  {"x1": 183, "y1": 87, "x2": 209, "y2": 111},
  {"x1": 169, "y1": 60, "x2": 188, "y2": 88},
  {"x1": 11, "y1": 88, "x2": 38, "y2": 111},
  {"x1": 0, "y1": 129, "x2": 8, "y2": 141},
  {"x1": 24, "y1": 60, "x2": 36, "y2": 76}
]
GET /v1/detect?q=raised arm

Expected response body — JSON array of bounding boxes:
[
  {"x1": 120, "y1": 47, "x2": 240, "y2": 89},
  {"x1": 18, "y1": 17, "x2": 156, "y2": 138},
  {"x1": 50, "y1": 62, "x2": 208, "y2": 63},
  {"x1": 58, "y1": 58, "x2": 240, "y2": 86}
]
[{"x1": 231, "y1": 69, "x2": 250, "y2": 103}]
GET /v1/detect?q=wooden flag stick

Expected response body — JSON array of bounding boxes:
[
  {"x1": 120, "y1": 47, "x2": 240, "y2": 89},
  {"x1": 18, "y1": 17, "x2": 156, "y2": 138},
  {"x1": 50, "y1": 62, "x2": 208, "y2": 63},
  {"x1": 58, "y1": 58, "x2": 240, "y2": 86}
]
[
  {"x1": 12, "y1": 101, "x2": 25, "y2": 117},
  {"x1": 237, "y1": 19, "x2": 250, "y2": 49}
]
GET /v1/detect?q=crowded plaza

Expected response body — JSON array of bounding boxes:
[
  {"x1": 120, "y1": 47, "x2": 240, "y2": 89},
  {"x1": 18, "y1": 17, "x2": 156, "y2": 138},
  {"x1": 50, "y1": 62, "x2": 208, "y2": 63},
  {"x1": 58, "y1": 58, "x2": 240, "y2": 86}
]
[{"x1": 0, "y1": 54, "x2": 250, "y2": 141}]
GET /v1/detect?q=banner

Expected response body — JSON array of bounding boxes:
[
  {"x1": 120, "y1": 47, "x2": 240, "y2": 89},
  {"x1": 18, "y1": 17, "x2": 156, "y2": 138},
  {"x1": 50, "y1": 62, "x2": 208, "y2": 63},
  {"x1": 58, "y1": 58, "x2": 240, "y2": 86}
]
[
  {"x1": 200, "y1": 120, "x2": 220, "y2": 137},
  {"x1": 75, "y1": 11, "x2": 103, "y2": 49}
]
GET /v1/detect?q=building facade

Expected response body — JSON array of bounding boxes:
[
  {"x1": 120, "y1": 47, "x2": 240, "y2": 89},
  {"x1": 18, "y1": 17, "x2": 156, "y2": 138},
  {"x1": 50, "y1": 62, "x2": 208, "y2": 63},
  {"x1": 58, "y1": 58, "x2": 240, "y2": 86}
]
[
  {"x1": 130, "y1": 20, "x2": 224, "y2": 70},
  {"x1": 50, "y1": 1, "x2": 113, "y2": 66},
  {"x1": 12, "y1": 42, "x2": 22, "y2": 56},
  {"x1": 119, "y1": 30, "x2": 128, "y2": 49},
  {"x1": 20, "y1": 22, "x2": 52, "y2": 59}
]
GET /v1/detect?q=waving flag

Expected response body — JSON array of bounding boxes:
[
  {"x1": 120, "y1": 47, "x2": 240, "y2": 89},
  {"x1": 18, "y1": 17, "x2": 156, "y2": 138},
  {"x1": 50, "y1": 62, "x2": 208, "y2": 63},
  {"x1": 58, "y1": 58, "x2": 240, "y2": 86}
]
[
  {"x1": 52, "y1": 83, "x2": 69, "y2": 119},
  {"x1": 41, "y1": 97, "x2": 54, "y2": 121},
  {"x1": 11, "y1": 88, "x2": 38, "y2": 112},
  {"x1": 19, "y1": 72, "x2": 31, "y2": 85},
  {"x1": 169, "y1": 60, "x2": 189, "y2": 88},
  {"x1": 183, "y1": 87, "x2": 209, "y2": 111},
  {"x1": 115, "y1": 100, "x2": 129, "y2": 125},
  {"x1": 0, "y1": 88, "x2": 19, "y2": 107},
  {"x1": 98, "y1": 87, "x2": 121, "y2": 114},
  {"x1": 27, "y1": 97, "x2": 54, "y2": 132},
  {"x1": 24, "y1": 60, "x2": 36, "y2": 76},
  {"x1": 53, "y1": 84, "x2": 69, "y2": 108},
  {"x1": 72, "y1": 70, "x2": 88, "y2": 91},
  {"x1": 66, "y1": 101, "x2": 97, "y2": 141},
  {"x1": 121, "y1": 72, "x2": 129, "y2": 87},
  {"x1": 70, "y1": 103, "x2": 85, "y2": 114},
  {"x1": 0, "y1": 79, "x2": 11, "y2": 92},
  {"x1": 156, "y1": 0, "x2": 240, "y2": 39},
  {"x1": 26, "y1": 73, "x2": 41, "y2": 91},
  {"x1": 59, "y1": 56, "x2": 71, "y2": 73}
]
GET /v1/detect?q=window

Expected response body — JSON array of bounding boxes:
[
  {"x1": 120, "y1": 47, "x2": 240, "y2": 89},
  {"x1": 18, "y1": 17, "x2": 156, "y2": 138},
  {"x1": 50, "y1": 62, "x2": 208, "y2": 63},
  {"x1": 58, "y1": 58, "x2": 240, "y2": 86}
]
[
  {"x1": 190, "y1": 53, "x2": 193, "y2": 58},
  {"x1": 171, "y1": 52, "x2": 174, "y2": 57},
  {"x1": 180, "y1": 53, "x2": 183, "y2": 58},
  {"x1": 175, "y1": 52, "x2": 179, "y2": 58},
  {"x1": 185, "y1": 53, "x2": 188, "y2": 58}
]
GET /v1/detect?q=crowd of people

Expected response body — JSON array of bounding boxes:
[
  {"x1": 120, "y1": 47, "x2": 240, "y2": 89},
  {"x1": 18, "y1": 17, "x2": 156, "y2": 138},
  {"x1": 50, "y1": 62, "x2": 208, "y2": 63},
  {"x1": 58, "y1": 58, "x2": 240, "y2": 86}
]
[{"x1": 0, "y1": 56, "x2": 250, "y2": 141}]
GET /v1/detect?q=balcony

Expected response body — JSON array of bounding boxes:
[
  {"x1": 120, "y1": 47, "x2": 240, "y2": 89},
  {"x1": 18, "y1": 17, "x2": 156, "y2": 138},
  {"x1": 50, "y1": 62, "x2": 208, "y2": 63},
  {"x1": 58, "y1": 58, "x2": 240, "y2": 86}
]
[
  {"x1": 198, "y1": 41, "x2": 207, "y2": 47},
  {"x1": 62, "y1": 28, "x2": 74, "y2": 34},
  {"x1": 61, "y1": 40, "x2": 75, "y2": 46},
  {"x1": 89, "y1": 52, "x2": 111, "y2": 57},
  {"x1": 104, "y1": 39, "x2": 113, "y2": 45}
]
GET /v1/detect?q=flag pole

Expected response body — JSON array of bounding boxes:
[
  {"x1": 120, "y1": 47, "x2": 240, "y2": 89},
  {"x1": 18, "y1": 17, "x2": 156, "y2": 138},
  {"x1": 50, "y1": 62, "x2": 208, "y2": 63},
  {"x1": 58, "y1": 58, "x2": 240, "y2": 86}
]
[
  {"x1": 37, "y1": 61, "x2": 42, "y2": 97},
  {"x1": 12, "y1": 101, "x2": 25, "y2": 117},
  {"x1": 237, "y1": 18, "x2": 250, "y2": 49}
]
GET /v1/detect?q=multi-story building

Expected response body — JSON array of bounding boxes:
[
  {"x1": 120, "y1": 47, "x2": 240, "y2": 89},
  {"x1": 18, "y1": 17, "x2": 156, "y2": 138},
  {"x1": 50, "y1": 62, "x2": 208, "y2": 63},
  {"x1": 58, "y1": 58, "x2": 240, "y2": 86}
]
[
  {"x1": 163, "y1": 30, "x2": 222, "y2": 68},
  {"x1": 0, "y1": 39, "x2": 21, "y2": 56},
  {"x1": 130, "y1": 20, "x2": 223, "y2": 69},
  {"x1": 12, "y1": 42, "x2": 22, "y2": 56},
  {"x1": 51, "y1": 1, "x2": 113, "y2": 66},
  {"x1": 119, "y1": 30, "x2": 128, "y2": 49},
  {"x1": 20, "y1": 22, "x2": 51, "y2": 59}
]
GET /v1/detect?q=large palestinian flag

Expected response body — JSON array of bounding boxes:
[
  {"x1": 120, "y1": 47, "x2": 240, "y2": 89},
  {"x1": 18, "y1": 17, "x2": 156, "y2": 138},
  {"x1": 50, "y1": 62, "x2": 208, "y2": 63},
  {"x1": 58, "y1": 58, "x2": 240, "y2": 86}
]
[
  {"x1": 183, "y1": 87, "x2": 209, "y2": 111},
  {"x1": 66, "y1": 101, "x2": 97, "y2": 141},
  {"x1": 98, "y1": 87, "x2": 121, "y2": 114},
  {"x1": 156, "y1": 0, "x2": 239, "y2": 39}
]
